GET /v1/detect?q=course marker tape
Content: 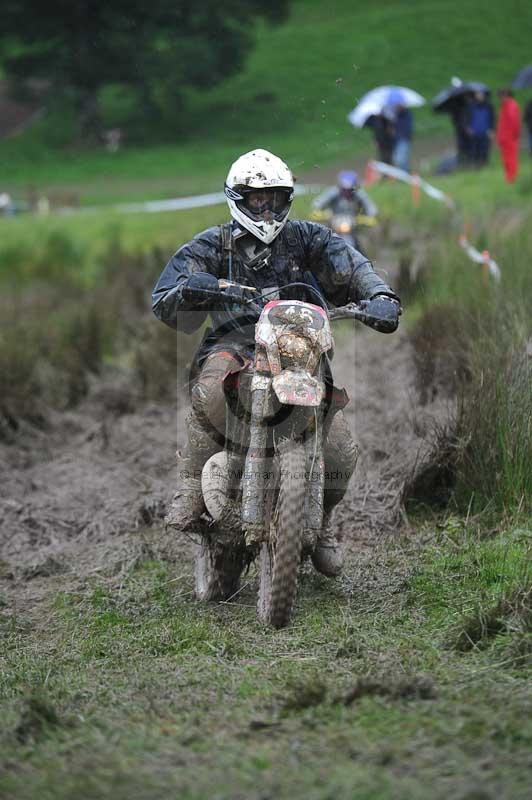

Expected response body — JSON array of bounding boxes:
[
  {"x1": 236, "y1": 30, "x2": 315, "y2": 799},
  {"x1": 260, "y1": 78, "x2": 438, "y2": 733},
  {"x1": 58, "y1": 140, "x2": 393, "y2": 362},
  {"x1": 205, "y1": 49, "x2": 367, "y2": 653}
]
[
  {"x1": 458, "y1": 235, "x2": 501, "y2": 282},
  {"x1": 368, "y1": 160, "x2": 455, "y2": 209},
  {"x1": 367, "y1": 160, "x2": 502, "y2": 281},
  {"x1": 56, "y1": 184, "x2": 321, "y2": 216}
]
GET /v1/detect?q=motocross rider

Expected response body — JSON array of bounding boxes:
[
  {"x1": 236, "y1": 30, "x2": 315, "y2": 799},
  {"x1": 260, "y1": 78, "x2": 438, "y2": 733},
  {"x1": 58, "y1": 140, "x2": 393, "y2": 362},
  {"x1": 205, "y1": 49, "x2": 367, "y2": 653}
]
[
  {"x1": 152, "y1": 149, "x2": 400, "y2": 577},
  {"x1": 311, "y1": 170, "x2": 378, "y2": 219}
]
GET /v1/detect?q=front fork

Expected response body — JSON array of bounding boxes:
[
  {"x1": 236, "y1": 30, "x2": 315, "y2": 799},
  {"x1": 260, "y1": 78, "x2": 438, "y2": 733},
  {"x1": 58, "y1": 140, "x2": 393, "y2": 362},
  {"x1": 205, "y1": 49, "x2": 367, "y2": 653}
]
[{"x1": 241, "y1": 375, "x2": 271, "y2": 539}]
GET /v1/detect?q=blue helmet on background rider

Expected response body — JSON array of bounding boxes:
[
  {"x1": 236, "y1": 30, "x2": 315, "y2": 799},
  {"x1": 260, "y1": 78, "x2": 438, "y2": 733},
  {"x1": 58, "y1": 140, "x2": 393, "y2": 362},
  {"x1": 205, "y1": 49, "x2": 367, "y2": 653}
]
[{"x1": 337, "y1": 170, "x2": 359, "y2": 198}]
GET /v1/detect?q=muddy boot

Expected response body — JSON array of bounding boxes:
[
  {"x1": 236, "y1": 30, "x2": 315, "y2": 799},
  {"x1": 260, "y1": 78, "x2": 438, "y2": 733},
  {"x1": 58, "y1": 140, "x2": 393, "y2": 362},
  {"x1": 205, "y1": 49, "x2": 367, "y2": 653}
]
[
  {"x1": 165, "y1": 452, "x2": 206, "y2": 531},
  {"x1": 165, "y1": 411, "x2": 218, "y2": 532},
  {"x1": 311, "y1": 512, "x2": 343, "y2": 577}
]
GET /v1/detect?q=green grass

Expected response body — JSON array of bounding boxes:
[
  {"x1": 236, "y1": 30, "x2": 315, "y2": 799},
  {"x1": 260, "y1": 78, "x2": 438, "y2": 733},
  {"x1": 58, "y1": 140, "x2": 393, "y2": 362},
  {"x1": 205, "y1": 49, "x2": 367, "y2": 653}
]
[
  {"x1": 2, "y1": 0, "x2": 532, "y2": 202},
  {"x1": 0, "y1": 203, "x2": 227, "y2": 287},
  {"x1": 2, "y1": 158, "x2": 531, "y2": 293},
  {"x1": 1, "y1": 522, "x2": 531, "y2": 800},
  {"x1": 0, "y1": 155, "x2": 529, "y2": 285},
  {"x1": 371, "y1": 159, "x2": 532, "y2": 228},
  {"x1": 0, "y1": 195, "x2": 312, "y2": 288},
  {"x1": 379, "y1": 159, "x2": 532, "y2": 517}
]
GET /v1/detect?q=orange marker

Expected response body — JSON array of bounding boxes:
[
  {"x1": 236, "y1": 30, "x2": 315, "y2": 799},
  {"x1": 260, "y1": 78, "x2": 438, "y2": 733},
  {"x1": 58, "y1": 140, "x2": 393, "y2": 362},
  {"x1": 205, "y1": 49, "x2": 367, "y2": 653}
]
[
  {"x1": 411, "y1": 174, "x2": 421, "y2": 206},
  {"x1": 364, "y1": 161, "x2": 379, "y2": 186}
]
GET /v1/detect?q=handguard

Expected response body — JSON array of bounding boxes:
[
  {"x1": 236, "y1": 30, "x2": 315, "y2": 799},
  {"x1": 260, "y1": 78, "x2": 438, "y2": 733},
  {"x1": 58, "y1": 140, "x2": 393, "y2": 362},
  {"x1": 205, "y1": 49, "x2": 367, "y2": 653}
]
[{"x1": 362, "y1": 295, "x2": 401, "y2": 333}]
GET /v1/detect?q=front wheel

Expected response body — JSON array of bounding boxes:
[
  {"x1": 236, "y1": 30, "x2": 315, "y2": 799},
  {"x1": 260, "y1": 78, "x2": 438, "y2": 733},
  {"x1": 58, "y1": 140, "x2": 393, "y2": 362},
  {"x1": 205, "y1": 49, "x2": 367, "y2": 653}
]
[{"x1": 257, "y1": 441, "x2": 306, "y2": 628}]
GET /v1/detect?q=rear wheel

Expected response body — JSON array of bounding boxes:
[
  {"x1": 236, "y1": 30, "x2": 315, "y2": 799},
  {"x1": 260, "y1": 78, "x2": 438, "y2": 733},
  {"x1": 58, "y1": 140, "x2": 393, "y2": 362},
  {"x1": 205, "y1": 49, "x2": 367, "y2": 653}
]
[{"x1": 257, "y1": 441, "x2": 306, "y2": 628}]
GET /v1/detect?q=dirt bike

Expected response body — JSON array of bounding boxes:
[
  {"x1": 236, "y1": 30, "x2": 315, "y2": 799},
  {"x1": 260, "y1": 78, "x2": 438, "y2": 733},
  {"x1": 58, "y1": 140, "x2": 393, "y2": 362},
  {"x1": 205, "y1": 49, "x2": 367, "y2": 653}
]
[
  {"x1": 191, "y1": 280, "x2": 391, "y2": 628},
  {"x1": 330, "y1": 213, "x2": 377, "y2": 248}
]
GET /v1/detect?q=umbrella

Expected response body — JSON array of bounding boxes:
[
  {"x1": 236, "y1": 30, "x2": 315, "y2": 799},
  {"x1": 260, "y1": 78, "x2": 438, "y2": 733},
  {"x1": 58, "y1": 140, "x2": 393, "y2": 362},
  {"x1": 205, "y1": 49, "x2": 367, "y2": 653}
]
[
  {"x1": 348, "y1": 85, "x2": 425, "y2": 128},
  {"x1": 432, "y1": 77, "x2": 489, "y2": 112},
  {"x1": 512, "y1": 64, "x2": 532, "y2": 89}
]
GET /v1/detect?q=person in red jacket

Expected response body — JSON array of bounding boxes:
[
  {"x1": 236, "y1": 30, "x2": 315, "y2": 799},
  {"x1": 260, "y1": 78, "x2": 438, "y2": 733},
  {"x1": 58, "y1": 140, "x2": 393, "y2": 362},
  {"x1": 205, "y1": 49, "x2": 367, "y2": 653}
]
[{"x1": 496, "y1": 89, "x2": 521, "y2": 183}]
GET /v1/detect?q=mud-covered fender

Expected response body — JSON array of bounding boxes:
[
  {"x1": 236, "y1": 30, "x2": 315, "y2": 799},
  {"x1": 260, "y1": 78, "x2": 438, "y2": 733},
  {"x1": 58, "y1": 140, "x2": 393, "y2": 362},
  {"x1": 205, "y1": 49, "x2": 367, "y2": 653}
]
[{"x1": 272, "y1": 369, "x2": 325, "y2": 407}]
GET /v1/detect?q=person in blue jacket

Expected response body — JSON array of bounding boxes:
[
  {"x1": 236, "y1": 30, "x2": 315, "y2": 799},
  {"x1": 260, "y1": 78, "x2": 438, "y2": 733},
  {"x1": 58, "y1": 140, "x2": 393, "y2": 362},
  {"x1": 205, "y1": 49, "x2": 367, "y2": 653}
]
[{"x1": 467, "y1": 91, "x2": 495, "y2": 167}]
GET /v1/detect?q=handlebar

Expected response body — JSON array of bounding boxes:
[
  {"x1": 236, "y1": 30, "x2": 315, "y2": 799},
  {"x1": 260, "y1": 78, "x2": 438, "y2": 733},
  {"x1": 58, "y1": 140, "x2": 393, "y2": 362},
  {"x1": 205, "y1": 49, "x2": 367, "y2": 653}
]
[
  {"x1": 187, "y1": 280, "x2": 391, "y2": 332},
  {"x1": 310, "y1": 210, "x2": 378, "y2": 226},
  {"x1": 355, "y1": 214, "x2": 377, "y2": 227},
  {"x1": 328, "y1": 302, "x2": 370, "y2": 323}
]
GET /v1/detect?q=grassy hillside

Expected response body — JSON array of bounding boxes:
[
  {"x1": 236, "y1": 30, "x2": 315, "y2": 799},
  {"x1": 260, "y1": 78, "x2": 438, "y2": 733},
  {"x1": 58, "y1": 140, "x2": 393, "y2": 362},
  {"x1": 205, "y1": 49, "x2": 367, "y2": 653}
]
[
  {"x1": 191, "y1": 0, "x2": 532, "y2": 159},
  {"x1": 1, "y1": 0, "x2": 532, "y2": 200}
]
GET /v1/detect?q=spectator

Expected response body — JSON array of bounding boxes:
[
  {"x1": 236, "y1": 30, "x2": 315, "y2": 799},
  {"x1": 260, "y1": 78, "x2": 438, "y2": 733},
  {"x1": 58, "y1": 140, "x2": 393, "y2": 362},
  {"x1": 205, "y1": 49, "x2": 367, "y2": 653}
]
[
  {"x1": 365, "y1": 113, "x2": 396, "y2": 165},
  {"x1": 467, "y1": 91, "x2": 495, "y2": 167},
  {"x1": 524, "y1": 99, "x2": 532, "y2": 156},
  {"x1": 451, "y1": 93, "x2": 474, "y2": 166},
  {"x1": 496, "y1": 89, "x2": 521, "y2": 183},
  {"x1": 392, "y1": 103, "x2": 413, "y2": 172}
]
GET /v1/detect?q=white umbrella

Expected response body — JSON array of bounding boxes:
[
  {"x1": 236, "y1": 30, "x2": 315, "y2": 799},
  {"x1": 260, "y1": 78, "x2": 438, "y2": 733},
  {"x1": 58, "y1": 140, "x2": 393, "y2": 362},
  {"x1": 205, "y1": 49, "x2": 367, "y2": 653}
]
[{"x1": 348, "y1": 85, "x2": 426, "y2": 128}]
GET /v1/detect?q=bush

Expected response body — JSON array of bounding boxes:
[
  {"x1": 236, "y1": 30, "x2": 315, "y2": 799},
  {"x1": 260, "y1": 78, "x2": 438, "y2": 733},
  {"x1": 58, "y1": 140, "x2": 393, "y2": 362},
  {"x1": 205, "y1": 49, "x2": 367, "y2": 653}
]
[
  {"x1": 454, "y1": 338, "x2": 532, "y2": 514},
  {"x1": 0, "y1": 237, "x2": 196, "y2": 431},
  {"x1": 0, "y1": 324, "x2": 44, "y2": 438},
  {"x1": 405, "y1": 204, "x2": 532, "y2": 518}
]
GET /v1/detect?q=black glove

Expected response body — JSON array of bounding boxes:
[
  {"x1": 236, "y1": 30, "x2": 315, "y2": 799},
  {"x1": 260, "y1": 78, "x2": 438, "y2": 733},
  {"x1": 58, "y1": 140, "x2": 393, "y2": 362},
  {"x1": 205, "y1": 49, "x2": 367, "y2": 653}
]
[
  {"x1": 362, "y1": 294, "x2": 401, "y2": 333},
  {"x1": 181, "y1": 272, "x2": 219, "y2": 306}
]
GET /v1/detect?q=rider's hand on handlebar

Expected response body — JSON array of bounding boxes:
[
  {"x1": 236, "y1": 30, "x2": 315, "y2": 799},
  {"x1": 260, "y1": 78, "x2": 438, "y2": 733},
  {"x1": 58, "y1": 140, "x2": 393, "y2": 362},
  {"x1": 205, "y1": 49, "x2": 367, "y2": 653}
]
[
  {"x1": 363, "y1": 294, "x2": 401, "y2": 333},
  {"x1": 310, "y1": 209, "x2": 329, "y2": 222},
  {"x1": 181, "y1": 272, "x2": 220, "y2": 305},
  {"x1": 223, "y1": 283, "x2": 251, "y2": 302},
  {"x1": 355, "y1": 214, "x2": 378, "y2": 227}
]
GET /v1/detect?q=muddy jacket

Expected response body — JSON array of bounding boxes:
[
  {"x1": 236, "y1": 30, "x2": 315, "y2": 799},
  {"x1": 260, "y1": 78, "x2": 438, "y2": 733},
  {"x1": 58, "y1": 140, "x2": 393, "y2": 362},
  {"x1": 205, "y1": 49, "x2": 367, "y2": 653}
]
[{"x1": 152, "y1": 219, "x2": 397, "y2": 364}]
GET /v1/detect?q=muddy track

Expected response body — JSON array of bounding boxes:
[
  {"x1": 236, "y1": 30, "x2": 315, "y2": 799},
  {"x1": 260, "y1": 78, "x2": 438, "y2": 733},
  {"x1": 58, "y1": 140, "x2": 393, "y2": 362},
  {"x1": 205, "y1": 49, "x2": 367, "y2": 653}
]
[{"x1": 0, "y1": 245, "x2": 444, "y2": 604}]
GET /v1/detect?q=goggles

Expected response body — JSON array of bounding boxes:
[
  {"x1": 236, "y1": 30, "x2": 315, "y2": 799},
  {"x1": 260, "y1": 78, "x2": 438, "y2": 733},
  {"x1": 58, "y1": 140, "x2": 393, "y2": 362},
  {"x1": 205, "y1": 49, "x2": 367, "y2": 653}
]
[{"x1": 226, "y1": 184, "x2": 293, "y2": 221}]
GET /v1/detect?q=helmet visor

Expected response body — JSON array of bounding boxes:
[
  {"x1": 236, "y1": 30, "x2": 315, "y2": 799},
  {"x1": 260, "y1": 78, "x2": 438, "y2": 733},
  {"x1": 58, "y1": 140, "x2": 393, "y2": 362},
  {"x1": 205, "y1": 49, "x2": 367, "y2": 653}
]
[{"x1": 237, "y1": 188, "x2": 293, "y2": 221}]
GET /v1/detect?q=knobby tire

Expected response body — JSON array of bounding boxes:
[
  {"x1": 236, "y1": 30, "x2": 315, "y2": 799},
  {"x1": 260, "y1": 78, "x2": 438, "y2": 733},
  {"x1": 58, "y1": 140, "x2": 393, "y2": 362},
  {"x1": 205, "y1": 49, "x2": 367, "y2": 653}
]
[{"x1": 258, "y1": 441, "x2": 305, "y2": 628}]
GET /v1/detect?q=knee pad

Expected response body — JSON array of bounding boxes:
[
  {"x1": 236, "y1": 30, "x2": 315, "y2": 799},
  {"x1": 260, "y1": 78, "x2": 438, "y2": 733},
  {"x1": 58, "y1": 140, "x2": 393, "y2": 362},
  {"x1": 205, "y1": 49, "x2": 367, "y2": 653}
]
[{"x1": 191, "y1": 353, "x2": 240, "y2": 434}]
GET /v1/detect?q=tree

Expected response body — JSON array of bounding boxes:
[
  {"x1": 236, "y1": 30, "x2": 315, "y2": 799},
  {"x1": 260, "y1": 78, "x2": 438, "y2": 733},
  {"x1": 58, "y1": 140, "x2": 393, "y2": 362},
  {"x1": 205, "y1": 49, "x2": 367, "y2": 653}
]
[{"x1": 0, "y1": 1, "x2": 289, "y2": 141}]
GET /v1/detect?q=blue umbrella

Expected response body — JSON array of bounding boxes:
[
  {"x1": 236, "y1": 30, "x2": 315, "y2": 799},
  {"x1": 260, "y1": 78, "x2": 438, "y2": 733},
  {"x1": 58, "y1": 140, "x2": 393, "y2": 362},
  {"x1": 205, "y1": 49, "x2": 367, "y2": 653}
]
[{"x1": 348, "y1": 85, "x2": 425, "y2": 128}]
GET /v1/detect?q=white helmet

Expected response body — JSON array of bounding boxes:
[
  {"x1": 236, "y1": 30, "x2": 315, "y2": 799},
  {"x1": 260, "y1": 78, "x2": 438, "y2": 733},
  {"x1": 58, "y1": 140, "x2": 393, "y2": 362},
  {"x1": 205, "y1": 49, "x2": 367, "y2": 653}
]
[{"x1": 224, "y1": 148, "x2": 294, "y2": 244}]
